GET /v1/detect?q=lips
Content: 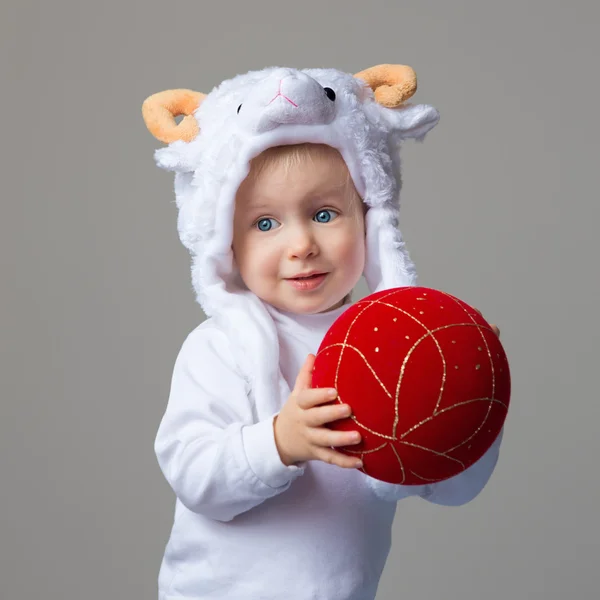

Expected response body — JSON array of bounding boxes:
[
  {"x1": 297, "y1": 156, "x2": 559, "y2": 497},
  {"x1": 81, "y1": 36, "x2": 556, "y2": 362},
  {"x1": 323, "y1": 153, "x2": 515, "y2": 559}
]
[
  {"x1": 287, "y1": 271, "x2": 326, "y2": 280},
  {"x1": 285, "y1": 272, "x2": 328, "y2": 291}
]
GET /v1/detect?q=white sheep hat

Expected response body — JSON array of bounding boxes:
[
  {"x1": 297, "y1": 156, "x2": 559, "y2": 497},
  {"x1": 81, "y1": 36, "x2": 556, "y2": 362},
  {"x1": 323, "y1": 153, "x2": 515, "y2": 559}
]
[{"x1": 142, "y1": 64, "x2": 440, "y2": 412}]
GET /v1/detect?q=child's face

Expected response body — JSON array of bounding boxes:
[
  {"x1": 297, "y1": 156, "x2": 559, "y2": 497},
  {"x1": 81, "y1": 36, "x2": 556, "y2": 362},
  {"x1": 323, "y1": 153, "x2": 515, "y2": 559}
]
[{"x1": 232, "y1": 152, "x2": 366, "y2": 314}]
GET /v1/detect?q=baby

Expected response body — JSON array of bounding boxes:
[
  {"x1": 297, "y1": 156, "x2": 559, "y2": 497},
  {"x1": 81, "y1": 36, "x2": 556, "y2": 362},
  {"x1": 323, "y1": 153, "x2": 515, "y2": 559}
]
[{"x1": 143, "y1": 64, "x2": 504, "y2": 600}]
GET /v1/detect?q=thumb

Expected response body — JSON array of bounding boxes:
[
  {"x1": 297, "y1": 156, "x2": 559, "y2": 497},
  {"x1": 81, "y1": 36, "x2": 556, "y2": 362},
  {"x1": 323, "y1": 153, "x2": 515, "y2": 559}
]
[{"x1": 294, "y1": 354, "x2": 316, "y2": 392}]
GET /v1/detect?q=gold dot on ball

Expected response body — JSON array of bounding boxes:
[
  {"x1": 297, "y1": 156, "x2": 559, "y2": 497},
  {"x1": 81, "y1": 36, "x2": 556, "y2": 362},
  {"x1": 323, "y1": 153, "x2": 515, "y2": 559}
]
[
  {"x1": 455, "y1": 365, "x2": 459, "y2": 370},
  {"x1": 452, "y1": 340, "x2": 456, "y2": 344},
  {"x1": 476, "y1": 364, "x2": 481, "y2": 370},
  {"x1": 375, "y1": 347, "x2": 380, "y2": 353},
  {"x1": 374, "y1": 327, "x2": 378, "y2": 332},
  {"x1": 419, "y1": 311, "x2": 424, "y2": 315},
  {"x1": 478, "y1": 347, "x2": 483, "y2": 351},
  {"x1": 405, "y1": 335, "x2": 410, "y2": 339}
]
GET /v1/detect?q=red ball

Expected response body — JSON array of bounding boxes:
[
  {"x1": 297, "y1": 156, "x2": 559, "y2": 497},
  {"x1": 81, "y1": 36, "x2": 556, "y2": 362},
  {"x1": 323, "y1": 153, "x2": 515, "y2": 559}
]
[{"x1": 312, "y1": 287, "x2": 510, "y2": 485}]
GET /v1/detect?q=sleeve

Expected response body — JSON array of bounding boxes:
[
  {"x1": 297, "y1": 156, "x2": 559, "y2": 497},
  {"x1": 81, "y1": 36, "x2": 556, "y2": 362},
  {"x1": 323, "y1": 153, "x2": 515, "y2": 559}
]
[
  {"x1": 154, "y1": 324, "x2": 304, "y2": 522},
  {"x1": 365, "y1": 429, "x2": 504, "y2": 506},
  {"x1": 420, "y1": 428, "x2": 504, "y2": 506}
]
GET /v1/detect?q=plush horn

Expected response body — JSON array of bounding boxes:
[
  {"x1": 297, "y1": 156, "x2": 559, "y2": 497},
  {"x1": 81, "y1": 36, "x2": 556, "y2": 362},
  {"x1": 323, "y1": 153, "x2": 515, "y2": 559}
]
[
  {"x1": 142, "y1": 89, "x2": 206, "y2": 143},
  {"x1": 354, "y1": 64, "x2": 417, "y2": 108}
]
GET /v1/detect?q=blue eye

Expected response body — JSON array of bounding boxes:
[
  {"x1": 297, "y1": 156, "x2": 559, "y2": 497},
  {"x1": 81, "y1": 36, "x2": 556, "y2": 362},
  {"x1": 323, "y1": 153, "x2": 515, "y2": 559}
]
[
  {"x1": 256, "y1": 218, "x2": 279, "y2": 231},
  {"x1": 314, "y1": 209, "x2": 337, "y2": 223}
]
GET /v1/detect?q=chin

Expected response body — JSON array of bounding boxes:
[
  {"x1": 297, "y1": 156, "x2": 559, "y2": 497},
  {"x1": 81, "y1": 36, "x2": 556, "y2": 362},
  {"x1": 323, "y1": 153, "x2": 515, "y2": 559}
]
[
  {"x1": 294, "y1": 297, "x2": 344, "y2": 315},
  {"x1": 265, "y1": 296, "x2": 319, "y2": 315},
  {"x1": 285, "y1": 302, "x2": 323, "y2": 315},
  {"x1": 261, "y1": 283, "x2": 348, "y2": 315}
]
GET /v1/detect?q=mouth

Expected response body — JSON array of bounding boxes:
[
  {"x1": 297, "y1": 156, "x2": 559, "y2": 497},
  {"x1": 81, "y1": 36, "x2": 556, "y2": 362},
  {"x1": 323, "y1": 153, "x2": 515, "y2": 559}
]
[
  {"x1": 287, "y1": 271, "x2": 327, "y2": 281},
  {"x1": 285, "y1": 272, "x2": 328, "y2": 291}
]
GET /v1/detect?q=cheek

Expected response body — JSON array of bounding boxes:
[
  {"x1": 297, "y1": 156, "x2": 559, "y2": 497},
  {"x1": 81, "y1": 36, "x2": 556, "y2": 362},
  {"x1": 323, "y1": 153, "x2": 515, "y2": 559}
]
[
  {"x1": 335, "y1": 225, "x2": 366, "y2": 266},
  {"x1": 236, "y1": 235, "x2": 279, "y2": 277},
  {"x1": 350, "y1": 238, "x2": 366, "y2": 271},
  {"x1": 232, "y1": 233, "x2": 253, "y2": 278}
]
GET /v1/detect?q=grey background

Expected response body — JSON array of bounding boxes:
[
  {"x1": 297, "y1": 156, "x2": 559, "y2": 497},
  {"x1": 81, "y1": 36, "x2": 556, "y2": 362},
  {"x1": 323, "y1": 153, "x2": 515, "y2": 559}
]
[{"x1": 2, "y1": 0, "x2": 598, "y2": 598}]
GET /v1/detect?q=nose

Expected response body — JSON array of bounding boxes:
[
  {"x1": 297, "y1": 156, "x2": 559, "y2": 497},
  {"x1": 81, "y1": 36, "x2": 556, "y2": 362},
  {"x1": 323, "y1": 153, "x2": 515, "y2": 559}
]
[{"x1": 287, "y1": 224, "x2": 319, "y2": 260}]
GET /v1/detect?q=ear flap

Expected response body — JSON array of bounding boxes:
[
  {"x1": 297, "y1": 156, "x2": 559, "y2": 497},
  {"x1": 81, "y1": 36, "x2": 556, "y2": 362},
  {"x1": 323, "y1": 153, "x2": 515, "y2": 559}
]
[
  {"x1": 385, "y1": 103, "x2": 440, "y2": 140},
  {"x1": 142, "y1": 89, "x2": 206, "y2": 144},
  {"x1": 355, "y1": 64, "x2": 439, "y2": 139}
]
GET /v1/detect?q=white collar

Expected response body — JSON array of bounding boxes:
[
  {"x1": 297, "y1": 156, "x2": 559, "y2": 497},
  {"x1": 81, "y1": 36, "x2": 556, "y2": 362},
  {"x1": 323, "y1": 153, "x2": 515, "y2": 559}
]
[{"x1": 264, "y1": 300, "x2": 351, "y2": 334}]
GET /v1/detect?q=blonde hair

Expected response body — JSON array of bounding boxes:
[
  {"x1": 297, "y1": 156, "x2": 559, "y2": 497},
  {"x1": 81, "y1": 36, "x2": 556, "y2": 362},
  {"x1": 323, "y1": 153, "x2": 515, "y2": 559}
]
[
  {"x1": 249, "y1": 143, "x2": 347, "y2": 176},
  {"x1": 247, "y1": 143, "x2": 365, "y2": 219}
]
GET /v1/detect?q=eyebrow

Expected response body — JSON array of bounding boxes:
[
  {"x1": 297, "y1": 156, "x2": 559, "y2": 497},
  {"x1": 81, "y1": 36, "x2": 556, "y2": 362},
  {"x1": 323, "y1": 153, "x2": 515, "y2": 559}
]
[
  {"x1": 246, "y1": 203, "x2": 272, "y2": 211},
  {"x1": 246, "y1": 184, "x2": 350, "y2": 210}
]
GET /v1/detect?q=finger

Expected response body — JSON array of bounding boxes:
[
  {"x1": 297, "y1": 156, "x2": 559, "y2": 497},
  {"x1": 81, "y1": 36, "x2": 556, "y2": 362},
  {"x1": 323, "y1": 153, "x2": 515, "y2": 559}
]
[
  {"x1": 305, "y1": 403, "x2": 352, "y2": 427},
  {"x1": 316, "y1": 447, "x2": 363, "y2": 469},
  {"x1": 308, "y1": 427, "x2": 361, "y2": 448},
  {"x1": 295, "y1": 387, "x2": 338, "y2": 410},
  {"x1": 293, "y1": 354, "x2": 316, "y2": 392},
  {"x1": 475, "y1": 308, "x2": 500, "y2": 336}
]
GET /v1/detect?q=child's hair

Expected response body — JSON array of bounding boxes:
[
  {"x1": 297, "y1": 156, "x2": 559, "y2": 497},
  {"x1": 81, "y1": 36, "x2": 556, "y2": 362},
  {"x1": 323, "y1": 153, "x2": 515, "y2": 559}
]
[{"x1": 247, "y1": 143, "x2": 366, "y2": 222}]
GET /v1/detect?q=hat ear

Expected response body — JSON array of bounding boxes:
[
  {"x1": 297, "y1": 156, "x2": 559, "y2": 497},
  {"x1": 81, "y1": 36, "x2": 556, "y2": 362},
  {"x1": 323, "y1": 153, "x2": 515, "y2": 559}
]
[
  {"x1": 385, "y1": 103, "x2": 440, "y2": 140},
  {"x1": 354, "y1": 64, "x2": 417, "y2": 108},
  {"x1": 142, "y1": 89, "x2": 206, "y2": 143}
]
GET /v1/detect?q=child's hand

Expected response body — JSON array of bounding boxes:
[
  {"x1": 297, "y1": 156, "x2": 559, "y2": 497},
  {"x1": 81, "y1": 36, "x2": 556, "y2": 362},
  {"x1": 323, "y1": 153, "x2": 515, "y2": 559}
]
[
  {"x1": 474, "y1": 308, "x2": 500, "y2": 337},
  {"x1": 274, "y1": 354, "x2": 363, "y2": 469}
]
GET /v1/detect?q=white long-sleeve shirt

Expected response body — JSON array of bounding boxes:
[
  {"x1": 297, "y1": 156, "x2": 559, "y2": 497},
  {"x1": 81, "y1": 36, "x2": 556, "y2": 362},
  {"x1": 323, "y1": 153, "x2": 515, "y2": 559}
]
[{"x1": 154, "y1": 302, "x2": 502, "y2": 600}]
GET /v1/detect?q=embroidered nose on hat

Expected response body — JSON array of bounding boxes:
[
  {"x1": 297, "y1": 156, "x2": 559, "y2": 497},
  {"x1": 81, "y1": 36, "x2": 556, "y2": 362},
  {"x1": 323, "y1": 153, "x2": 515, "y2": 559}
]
[{"x1": 237, "y1": 69, "x2": 337, "y2": 134}]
